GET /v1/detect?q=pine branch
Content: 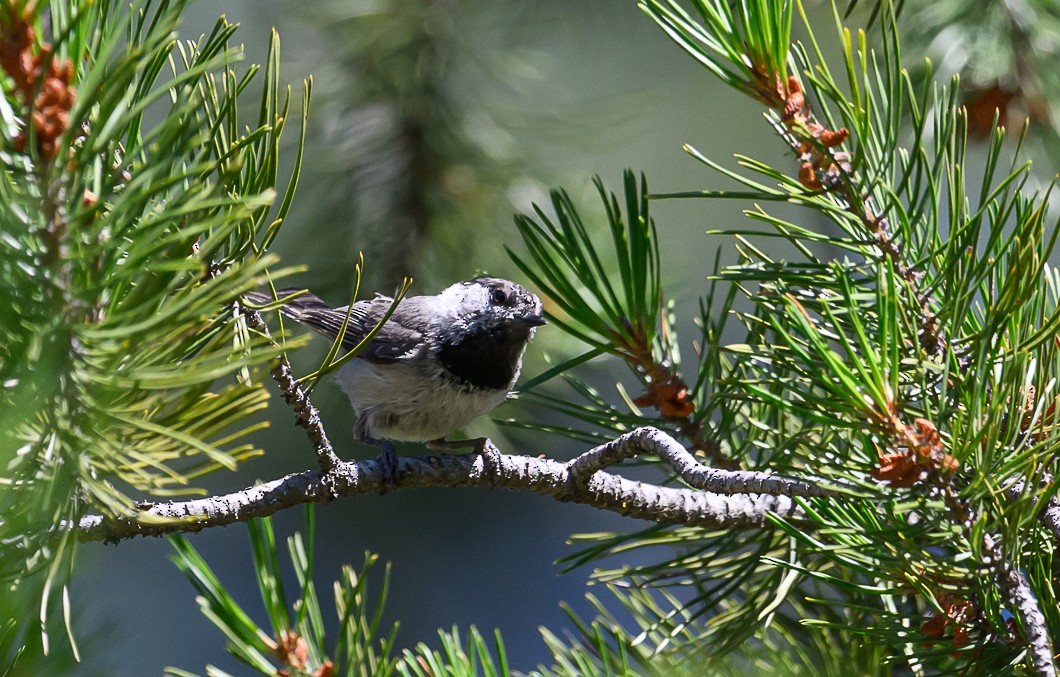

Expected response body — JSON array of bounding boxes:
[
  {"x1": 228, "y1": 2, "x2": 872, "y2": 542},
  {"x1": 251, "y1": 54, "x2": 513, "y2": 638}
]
[
  {"x1": 1038, "y1": 500, "x2": 1060, "y2": 542},
  {"x1": 566, "y1": 426, "x2": 839, "y2": 497},
  {"x1": 77, "y1": 428, "x2": 815, "y2": 542},
  {"x1": 1004, "y1": 477, "x2": 1060, "y2": 542},
  {"x1": 984, "y1": 533, "x2": 1058, "y2": 677},
  {"x1": 241, "y1": 305, "x2": 342, "y2": 472}
]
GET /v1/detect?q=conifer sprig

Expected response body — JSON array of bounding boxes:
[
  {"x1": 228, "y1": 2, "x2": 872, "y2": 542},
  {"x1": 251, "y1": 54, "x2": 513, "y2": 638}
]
[
  {"x1": 502, "y1": 1, "x2": 1060, "y2": 672},
  {"x1": 1, "y1": 0, "x2": 305, "y2": 659}
]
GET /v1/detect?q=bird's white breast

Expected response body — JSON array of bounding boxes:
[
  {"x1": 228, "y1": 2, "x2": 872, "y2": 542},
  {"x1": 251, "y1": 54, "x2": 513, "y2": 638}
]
[{"x1": 334, "y1": 352, "x2": 520, "y2": 442}]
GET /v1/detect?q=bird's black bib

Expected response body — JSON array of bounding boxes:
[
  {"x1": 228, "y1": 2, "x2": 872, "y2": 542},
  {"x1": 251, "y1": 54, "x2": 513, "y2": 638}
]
[{"x1": 437, "y1": 325, "x2": 524, "y2": 390}]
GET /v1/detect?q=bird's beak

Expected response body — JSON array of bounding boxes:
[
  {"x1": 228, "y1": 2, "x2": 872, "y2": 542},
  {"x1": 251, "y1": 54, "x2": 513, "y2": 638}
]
[{"x1": 516, "y1": 313, "x2": 547, "y2": 328}]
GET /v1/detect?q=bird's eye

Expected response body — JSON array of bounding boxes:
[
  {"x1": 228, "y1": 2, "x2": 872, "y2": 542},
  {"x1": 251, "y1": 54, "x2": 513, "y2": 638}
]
[{"x1": 490, "y1": 289, "x2": 507, "y2": 305}]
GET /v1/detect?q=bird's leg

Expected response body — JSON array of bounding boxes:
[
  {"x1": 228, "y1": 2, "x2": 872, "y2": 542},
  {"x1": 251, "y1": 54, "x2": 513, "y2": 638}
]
[
  {"x1": 361, "y1": 434, "x2": 399, "y2": 487},
  {"x1": 378, "y1": 440, "x2": 398, "y2": 486},
  {"x1": 426, "y1": 437, "x2": 489, "y2": 454}
]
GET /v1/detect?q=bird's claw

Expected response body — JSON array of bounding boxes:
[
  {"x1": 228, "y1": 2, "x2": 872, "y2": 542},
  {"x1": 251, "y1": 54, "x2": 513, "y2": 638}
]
[
  {"x1": 362, "y1": 434, "x2": 399, "y2": 491},
  {"x1": 377, "y1": 440, "x2": 399, "y2": 488}
]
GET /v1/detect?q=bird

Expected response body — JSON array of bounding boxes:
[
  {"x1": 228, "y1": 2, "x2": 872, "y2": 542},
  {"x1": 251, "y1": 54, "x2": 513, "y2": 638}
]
[{"x1": 245, "y1": 277, "x2": 545, "y2": 481}]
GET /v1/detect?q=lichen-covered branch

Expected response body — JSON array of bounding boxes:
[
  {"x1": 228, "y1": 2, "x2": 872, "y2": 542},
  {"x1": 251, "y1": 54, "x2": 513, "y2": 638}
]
[{"x1": 78, "y1": 429, "x2": 810, "y2": 542}]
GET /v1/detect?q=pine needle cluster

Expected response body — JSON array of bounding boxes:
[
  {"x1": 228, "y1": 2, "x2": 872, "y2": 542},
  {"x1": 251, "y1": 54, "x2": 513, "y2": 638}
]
[{"x1": 3, "y1": 1, "x2": 1060, "y2": 675}]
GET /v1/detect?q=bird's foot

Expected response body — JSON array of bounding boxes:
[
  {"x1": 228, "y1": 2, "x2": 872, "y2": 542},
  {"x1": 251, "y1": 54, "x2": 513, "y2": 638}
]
[
  {"x1": 377, "y1": 440, "x2": 399, "y2": 489},
  {"x1": 362, "y1": 435, "x2": 399, "y2": 491}
]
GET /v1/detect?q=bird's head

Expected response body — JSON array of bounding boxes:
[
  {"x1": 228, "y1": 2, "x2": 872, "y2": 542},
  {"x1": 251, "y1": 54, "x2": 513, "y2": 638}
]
[{"x1": 436, "y1": 277, "x2": 546, "y2": 339}]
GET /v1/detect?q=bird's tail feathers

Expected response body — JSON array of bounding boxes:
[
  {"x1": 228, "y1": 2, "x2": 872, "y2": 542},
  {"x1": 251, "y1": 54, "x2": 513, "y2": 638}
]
[
  {"x1": 244, "y1": 288, "x2": 331, "y2": 322},
  {"x1": 243, "y1": 288, "x2": 357, "y2": 346}
]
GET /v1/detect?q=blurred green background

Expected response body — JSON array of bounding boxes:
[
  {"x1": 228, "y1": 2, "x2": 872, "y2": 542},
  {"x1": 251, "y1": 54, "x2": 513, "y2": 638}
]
[{"x1": 70, "y1": 1, "x2": 809, "y2": 674}]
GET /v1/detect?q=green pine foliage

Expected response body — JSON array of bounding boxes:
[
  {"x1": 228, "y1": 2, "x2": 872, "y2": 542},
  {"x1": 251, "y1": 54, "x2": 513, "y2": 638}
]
[
  {"x1": 506, "y1": 0, "x2": 1060, "y2": 673},
  {"x1": 4, "y1": 0, "x2": 1060, "y2": 674},
  {"x1": 172, "y1": 0, "x2": 1060, "y2": 672},
  {"x1": 169, "y1": 509, "x2": 399, "y2": 677},
  {"x1": 0, "y1": 0, "x2": 305, "y2": 664},
  {"x1": 168, "y1": 509, "x2": 667, "y2": 677}
]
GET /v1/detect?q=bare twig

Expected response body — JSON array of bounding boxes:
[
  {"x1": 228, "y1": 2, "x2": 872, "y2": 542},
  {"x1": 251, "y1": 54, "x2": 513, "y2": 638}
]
[
  {"x1": 984, "y1": 533, "x2": 1057, "y2": 677},
  {"x1": 78, "y1": 431, "x2": 812, "y2": 542},
  {"x1": 567, "y1": 426, "x2": 840, "y2": 498},
  {"x1": 242, "y1": 306, "x2": 343, "y2": 472}
]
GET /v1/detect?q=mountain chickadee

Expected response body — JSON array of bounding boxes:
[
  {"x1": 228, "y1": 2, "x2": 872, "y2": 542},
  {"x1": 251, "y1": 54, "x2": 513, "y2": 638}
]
[{"x1": 246, "y1": 278, "x2": 545, "y2": 479}]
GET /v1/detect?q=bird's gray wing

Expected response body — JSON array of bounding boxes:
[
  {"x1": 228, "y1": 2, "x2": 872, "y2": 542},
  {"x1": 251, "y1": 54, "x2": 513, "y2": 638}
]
[
  {"x1": 248, "y1": 288, "x2": 427, "y2": 364},
  {"x1": 343, "y1": 296, "x2": 431, "y2": 363}
]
